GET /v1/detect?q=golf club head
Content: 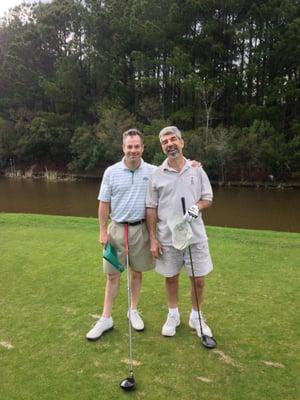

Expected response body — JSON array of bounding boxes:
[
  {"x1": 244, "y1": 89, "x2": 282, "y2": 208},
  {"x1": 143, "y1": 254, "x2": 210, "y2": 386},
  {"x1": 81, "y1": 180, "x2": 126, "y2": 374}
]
[
  {"x1": 202, "y1": 335, "x2": 217, "y2": 349},
  {"x1": 120, "y1": 376, "x2": 136, "y2": 391}
]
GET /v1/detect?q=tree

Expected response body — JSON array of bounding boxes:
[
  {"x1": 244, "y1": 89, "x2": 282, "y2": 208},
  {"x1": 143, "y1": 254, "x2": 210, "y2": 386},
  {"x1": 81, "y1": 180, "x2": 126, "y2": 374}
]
[
  {"x1": 205, "y1": 126, "x2": 235, "y2": 182},
  {"x1": 69, "y1": 124, "x2": 103, "y2": 171},
  {"x1": 0, "y1": 117, "x2": 16, "y2": 168},
  {"x1": 0, "y1": 0, "x2": 299, "y2": 182},
  {"x1": 16, "y1": 113, "x2": 72, "y2": 164}
]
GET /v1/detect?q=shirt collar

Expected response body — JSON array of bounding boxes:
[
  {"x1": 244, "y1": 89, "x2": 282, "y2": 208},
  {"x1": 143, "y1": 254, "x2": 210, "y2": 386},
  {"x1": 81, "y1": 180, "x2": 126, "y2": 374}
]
[
  {"x1": 121, "y1": 157, "x2": 144, "y2": 170},
  {"x1": 162, "y1": 157, "x2": 190, "y2": 172}
]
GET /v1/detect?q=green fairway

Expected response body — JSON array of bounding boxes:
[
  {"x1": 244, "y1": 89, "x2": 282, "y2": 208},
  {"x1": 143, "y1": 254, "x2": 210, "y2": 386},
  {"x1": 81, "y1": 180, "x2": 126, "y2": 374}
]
[{"x1": 0, "y1": 213, "x2": 299, "y2": 400}]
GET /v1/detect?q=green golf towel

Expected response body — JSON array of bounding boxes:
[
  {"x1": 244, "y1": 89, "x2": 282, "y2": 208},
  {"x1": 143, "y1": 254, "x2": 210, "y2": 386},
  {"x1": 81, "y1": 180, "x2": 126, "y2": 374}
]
[{"x1": 103, "y1": 243, "x2": 124, "y2": 272}]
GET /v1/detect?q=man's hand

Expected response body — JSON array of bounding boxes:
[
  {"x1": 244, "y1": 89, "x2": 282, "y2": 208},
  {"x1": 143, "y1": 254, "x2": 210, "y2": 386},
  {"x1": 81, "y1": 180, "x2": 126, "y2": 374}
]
[
  {"x1": 99, "y1": 230, "x2": 110, "y2": 248},
  {"x1": 189, "y1": 159, "x2": 202, "y2": 168},
  {"x1": 150, "y1": 239, "x2": 163, "y2": 259},
  {"x1": 183, "y1": 204, "x2": 199, "y2": 222}
]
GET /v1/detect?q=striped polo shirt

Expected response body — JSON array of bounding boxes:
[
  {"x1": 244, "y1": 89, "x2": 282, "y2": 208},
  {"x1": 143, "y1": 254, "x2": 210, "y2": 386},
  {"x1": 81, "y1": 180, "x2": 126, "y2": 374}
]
[{"x1": 98, "y1": 158, "x2": 156, "y2": 223}]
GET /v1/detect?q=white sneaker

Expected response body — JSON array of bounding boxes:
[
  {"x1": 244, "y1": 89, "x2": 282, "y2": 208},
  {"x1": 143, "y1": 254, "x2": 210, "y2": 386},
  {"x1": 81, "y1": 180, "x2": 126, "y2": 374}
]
[
  {"x1": 189, "y1": 311, "x2": 213, "y2": 337},
  {"x1": 127, "y1": 310, "x2": 144, "y2": 331},
  {"x1": 162, "y1": 314, "x2": 180, "y2": 337},
  {"x1": 86, "y1": 317, "x2": 113, "y2": 341}
]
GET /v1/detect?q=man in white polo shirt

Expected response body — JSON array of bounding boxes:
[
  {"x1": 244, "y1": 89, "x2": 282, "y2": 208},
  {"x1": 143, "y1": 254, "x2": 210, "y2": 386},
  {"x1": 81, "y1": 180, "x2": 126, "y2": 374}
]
[
  {"x1": 86, "y1": 129, "x2": 155, "y2": 340},
  {"x1": 146, "y1": 126, "x2": 215, "y2": 341}
]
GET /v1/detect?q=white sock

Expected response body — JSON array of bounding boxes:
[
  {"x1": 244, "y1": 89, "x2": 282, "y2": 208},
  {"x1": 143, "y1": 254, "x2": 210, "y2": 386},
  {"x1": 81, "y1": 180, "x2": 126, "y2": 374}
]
[
  {"x1": 191, "y1": 309, "x2": 201, "y2": 319},
  {"x1": 168, "y1": 307, "x2": 179, "y2": 318},
  {"x1": 101, "y1": 315, "x2": 112, "y2": 320}
]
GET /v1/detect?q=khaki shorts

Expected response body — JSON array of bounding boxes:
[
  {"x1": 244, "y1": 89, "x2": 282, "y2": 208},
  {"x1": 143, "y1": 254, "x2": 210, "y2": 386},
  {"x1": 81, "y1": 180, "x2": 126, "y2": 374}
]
[
  {"x1": 103, "y1": 221, "x2": 154, "y2": 274},
  {"x1": 155, "y1": 242, "x2": 213, "y2": 278}
]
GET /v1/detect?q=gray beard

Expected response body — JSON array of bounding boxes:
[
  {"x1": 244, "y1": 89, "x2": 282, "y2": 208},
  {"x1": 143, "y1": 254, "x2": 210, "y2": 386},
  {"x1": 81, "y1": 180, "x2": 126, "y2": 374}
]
[{"x1": 167, "y1": 149, "x2": 180, "y2": 159}]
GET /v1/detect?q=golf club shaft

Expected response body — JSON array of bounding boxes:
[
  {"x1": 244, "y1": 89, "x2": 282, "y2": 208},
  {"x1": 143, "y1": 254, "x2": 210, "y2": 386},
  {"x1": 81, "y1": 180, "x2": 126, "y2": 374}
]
[
  {"x1": 124, "y1": 223, "x2": 134, "y2": 376},
  {"x1": 181, "y1": 197, "x2": 204, "y2": 337}
]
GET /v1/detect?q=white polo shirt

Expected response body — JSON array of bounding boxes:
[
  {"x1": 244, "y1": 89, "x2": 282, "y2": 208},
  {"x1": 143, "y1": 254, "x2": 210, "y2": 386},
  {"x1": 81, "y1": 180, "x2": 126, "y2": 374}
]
[
  {"x1": 98, "y1": 158, "x2": 156, "y2": 223},
  {"x1": 146, "y1": 158, "x2": 213, "y2": 245}
]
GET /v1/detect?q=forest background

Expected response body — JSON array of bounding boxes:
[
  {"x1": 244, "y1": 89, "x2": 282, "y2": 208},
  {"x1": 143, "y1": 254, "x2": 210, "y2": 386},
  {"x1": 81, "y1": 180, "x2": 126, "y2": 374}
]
[{"x1": 0, "y1": 0, "x2": 299, "y2": 183}]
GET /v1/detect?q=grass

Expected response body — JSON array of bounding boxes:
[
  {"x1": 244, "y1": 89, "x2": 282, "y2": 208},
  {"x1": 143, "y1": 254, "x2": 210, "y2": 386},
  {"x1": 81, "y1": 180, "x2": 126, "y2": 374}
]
[{"x1": 0, "y1": 213, "x2": 299, "y2": 400}]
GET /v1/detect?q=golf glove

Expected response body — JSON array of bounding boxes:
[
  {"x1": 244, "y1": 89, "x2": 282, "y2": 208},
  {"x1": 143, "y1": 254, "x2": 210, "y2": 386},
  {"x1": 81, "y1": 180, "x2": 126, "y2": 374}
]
[{"x1": 183, "y1": 204, "x2": 199, "y2": 222}]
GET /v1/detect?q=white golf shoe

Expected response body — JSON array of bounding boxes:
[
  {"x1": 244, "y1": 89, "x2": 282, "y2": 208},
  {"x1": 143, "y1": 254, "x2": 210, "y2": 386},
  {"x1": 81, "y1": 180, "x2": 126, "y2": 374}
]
[
  {"x1": 86, "y1": 316, "x2": 113, "y2": 341},
  {"x1": 162, "y1": 314, "x2": 180, "y2": 337},
  {"x1": 127, "y1": 309, "x2": 144, "y2": 331},
  {"x1": 189, "y1": 311, "x2": 213, "y2": 337}
]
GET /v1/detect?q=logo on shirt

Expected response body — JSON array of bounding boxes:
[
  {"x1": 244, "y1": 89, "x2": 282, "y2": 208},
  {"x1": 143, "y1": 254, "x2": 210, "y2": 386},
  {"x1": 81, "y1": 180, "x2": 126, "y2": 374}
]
[{"x1": 143, "y1": 177, "x2": 149, "y2": 181}]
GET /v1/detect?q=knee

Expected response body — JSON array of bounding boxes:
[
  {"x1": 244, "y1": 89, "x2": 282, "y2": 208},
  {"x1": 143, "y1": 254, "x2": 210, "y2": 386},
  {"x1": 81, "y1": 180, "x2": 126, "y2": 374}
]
[
  {"x1": 166, "y1": 275, "x2": 179, "y2": 286},
  {"x1": 130, "y1": 270, "x2": 142, "y2": 281},
  {"x1": 194, "y1": 277, "x2": 205, "y2": 290},
  {"x1": 107, "y1": 273, "x2": 120, "y2": 286}
]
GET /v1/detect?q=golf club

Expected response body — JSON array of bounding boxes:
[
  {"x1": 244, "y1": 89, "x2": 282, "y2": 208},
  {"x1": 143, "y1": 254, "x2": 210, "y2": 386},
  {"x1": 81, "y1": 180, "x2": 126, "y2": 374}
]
[
  {"x1": 120, "y1": 223, "x2": 136, "y2": 391},
  {"x1": 181, "y1": 197, "x2": 217, "y2": 349}
]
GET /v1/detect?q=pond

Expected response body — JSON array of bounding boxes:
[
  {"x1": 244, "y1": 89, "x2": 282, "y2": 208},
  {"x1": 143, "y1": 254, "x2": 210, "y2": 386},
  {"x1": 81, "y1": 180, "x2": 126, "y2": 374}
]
[{"x1": 0, "y1": 177, "x2": 299, "y2": 233}]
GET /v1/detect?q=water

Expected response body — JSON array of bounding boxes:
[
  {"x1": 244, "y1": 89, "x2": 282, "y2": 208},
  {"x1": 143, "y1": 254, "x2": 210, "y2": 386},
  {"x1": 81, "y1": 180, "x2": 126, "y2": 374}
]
[{"x1": 0, "y1": 177, "x2": 299, "y2": 232}]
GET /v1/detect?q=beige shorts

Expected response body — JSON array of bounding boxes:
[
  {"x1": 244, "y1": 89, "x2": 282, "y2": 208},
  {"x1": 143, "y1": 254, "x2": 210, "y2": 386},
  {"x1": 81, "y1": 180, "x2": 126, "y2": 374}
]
[
  {"x1": 103, "y1": 221, "x2": 154, "y2": 274},
  {"x1": 155, "y1": 242, "x2": 213, "y2": 278}
]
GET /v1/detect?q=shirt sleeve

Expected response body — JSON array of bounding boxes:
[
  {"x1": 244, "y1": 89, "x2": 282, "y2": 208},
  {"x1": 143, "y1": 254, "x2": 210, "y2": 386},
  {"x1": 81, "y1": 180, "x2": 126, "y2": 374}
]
[
  {"x1": 98, "y1": 168, "x2": 112, "y2": 201},
  {"x1": 146, "y1": 172, "x2": 158, "y2": 208},
  {"x1": 199, "y1": 168, "x2": 213, "y2": 201}
]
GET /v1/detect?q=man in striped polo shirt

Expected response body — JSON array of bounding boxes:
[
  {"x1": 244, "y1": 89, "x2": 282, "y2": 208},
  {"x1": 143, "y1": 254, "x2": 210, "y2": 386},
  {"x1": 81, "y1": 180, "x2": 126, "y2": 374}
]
[{"x1": 86, "y1": 129, "x2": 155, "y2": 340}]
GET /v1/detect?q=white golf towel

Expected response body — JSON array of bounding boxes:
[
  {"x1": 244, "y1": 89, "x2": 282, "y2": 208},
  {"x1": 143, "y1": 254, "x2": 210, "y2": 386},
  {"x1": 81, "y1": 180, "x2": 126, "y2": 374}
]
[{"x1": 167, "y1": 214, "x2": 194, "y2": 250}]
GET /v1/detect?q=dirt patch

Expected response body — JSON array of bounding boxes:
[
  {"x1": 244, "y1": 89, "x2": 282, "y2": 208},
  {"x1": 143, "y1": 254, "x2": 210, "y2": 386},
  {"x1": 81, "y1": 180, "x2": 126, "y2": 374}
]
[
  {"x1": 121, "y1": 358, "x2": 142, "y2": 366},
  {"x1": 196, "y1": 376, "x2": 213, "y2": 383},
  {"x1": 0, "y1": 341, "x2": 14, "y2": 349},
  {"x1": 213, "y1": 350, "x2": 240, "y2": 367},
  {"x1": 262, "y1": 360, "x2": 285, "y2": 368}
]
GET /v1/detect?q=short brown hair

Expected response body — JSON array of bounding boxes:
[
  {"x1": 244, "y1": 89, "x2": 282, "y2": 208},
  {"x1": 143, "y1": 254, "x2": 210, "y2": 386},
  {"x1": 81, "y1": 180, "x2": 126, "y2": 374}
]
[{"x1": 123, "y1": 128, "x2": 144, "y2": 143}]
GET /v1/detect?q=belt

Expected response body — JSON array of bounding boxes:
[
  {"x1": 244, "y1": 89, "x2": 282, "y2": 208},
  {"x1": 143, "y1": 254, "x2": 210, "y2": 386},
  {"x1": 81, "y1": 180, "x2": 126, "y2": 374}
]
[{"x1": 119, "y1": 219, "x2": 145, "y2": 226}]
